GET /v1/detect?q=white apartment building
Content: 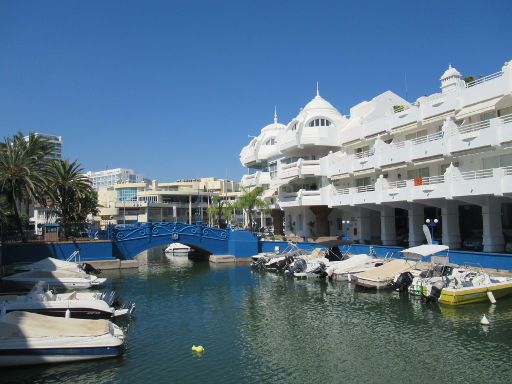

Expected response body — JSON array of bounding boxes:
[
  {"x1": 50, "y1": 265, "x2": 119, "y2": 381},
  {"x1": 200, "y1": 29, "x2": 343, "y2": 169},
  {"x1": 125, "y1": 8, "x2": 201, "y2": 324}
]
[
  {"x1": 85, "y1": 168, "x2": 144, "y2": 191},
  {"x1": 24, "y1": 133, "x2": 62, "y2": 159},
  {"x1": 240, "y1": 59, "x2": 512, "y2": 252}
]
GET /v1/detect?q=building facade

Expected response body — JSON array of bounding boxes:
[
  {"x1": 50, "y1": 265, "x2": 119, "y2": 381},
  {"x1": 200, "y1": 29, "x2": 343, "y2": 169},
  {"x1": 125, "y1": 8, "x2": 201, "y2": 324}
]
[
  {"x1": 24, "y1": 133, "x2": 62, "y2": 159},
  {"x1": 85, "y1": 168, "x2": 145, "y2": 191},
  {"x1": 96, "y1": 177, "x2": 240, "y2": 227},
  {"x1": 240, "y1": 59, "x2": 512, "y2": 252}
]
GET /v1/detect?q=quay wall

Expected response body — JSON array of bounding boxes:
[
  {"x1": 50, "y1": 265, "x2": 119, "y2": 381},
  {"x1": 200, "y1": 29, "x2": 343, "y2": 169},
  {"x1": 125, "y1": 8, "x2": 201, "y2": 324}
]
[{"x1": 1, "y1": 240, "x2": 115, "y2": 266}]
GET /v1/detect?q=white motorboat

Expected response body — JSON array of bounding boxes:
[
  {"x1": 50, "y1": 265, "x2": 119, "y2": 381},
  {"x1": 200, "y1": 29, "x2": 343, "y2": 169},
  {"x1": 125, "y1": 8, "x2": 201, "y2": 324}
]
[
  {"x1": 0, "y1": 283, "x2": 134, "y2": 319},
  {"x1": 0, "y1": 311, "x2": 124, "y2": 367},
  {"x1": 164, "y1": 243, "x2": 191, "y2": 256},
  {"x1": 326, "y1": 254, "x2": 384, "y2": 281},
  {"x1": 350, "y1": 259, "x2": 419, "y2": 289},
  {"x1": 13, "y1": 257, "x2": 102, "y2": 275},
  {"x1": 2, "y1": 269, "x2": 107, "y2": 289}
]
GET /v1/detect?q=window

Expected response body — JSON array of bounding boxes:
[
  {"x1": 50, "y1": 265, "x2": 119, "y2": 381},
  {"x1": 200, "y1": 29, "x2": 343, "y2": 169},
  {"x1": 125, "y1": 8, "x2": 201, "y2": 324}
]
[
  {"x1": 269, "y1": 162, "x2": 277, "y2": 180},
  {"x1": 291, "y1": 123, "x2": 298, "y2": 131},
  {"x1": 308, "y1": 118, "x2": 331, "y2": 127},
  {"x1": 405, "y1": 130, "x2": 427, "y2": 141},
  {"x1": 480, "y1": 111, "x2": 496, "y2": 121},
  {"x1": 355, "y1": 177, "x2": 371, "y2": 187},
  {"x1": 355, "y1": 145, "x2": 370, "y2": 154},
  {"x1": 264, "y1": 137, "x2": 276, "y2": 146},
  {"x1": 407, "y1": 167, "x2": 430, "y2": 179},
  {"x1": 483, "y1": 154, "x2": 512, "y2": 169},
  {"x1": 498, "y1": 106, "x2": 512, "y2": 117}
]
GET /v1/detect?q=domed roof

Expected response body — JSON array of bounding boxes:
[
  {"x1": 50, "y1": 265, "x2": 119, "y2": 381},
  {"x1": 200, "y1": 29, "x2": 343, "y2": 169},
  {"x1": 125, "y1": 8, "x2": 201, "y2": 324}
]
[
  {"x1": 440, "y1": 64, "x2": 461, "y2": 80},
  {"x1": 303, "y1": 94, "x2": 337, "y2": 112}
]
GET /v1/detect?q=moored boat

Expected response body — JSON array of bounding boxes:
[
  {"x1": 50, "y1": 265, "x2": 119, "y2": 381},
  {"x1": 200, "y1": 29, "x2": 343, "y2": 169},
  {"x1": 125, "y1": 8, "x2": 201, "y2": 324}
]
[
  {"x1": 2, "y1": 269, "x2": 107, "y2": 289},
  {"x1": 350, "y1": 259, "x2": 418, "y2": 289},
  {"x1": 164, "y1": 243, "x2": 191, "y2": 256},
  {"x1": 0, "y1": 311, "x2": 125, "y2": 367}
]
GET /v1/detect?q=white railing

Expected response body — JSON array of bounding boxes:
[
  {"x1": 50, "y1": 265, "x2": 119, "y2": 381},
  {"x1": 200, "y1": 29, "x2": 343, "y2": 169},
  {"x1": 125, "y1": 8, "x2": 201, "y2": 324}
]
[
  {"x1": 465, "y1": 71, "x2": 503, "y2": 88},
  {"x1": 420, "y1": 175, "x2": 445, "y2": 185},
  {"x1": 388, "y1": 180, "x2": 407, "y2": 189},
  {"x1": 459, "y1": 168, "x2": 494, "y2": 180},
  {"x1": 392, "y1": 141, "x2": 406, "y2": 149},
  {"x1": 501, "y1": 113, "x2": 512, "y2": 125},
  {"x1": 456, "y1": 119, "x2": 491, "y2": 135},
  {"x1": 356, "y1": 185, "x2": 375, "y2": 193},
  {"x1": 302, "y1": 160, "x2": 321, "y2": 166},
  {"x1": 281, "y1": 161, "x2": 298, "y2": 170},
  {"x1": 502, "y1": 166, "x2": 512, "y2": 176},
  {"x1": 355, "y1": 149, "x2": 375, "y2": 159},
  {"x1": 335, "y1": 187, "x2": 350, "y2": 195},
  {"x1": 410, "y1": 131, "x2": 444, "y2": 145}
]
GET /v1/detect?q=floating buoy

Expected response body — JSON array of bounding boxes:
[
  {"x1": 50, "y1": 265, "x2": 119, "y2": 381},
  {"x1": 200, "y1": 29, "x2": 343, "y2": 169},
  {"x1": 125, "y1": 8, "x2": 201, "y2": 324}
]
[
  {"x1": 65, "y1": 308, "x2": 71, "y2": 318},
  {"x1": 480, "y1": 314, "x2": 490, "y2": 326},
  {"x1": 487, "y1": 291, "x2": 497, "y2": 304},
  {"x1": 192, "y1": 345, "x2": 205, "y2": 353}
]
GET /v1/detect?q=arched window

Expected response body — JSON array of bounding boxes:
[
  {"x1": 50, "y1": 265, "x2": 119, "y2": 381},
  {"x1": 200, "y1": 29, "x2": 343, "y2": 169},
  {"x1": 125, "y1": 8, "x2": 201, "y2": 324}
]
[
  {"x1": 290, "y1": 122, "x2": 298, "y2": 131},
  {"x1": 308, "y1": 118, "x2": 331, "y2": 127},
  {"x1": 264, "y1": 137, "x2": 276, "y2": 146}
]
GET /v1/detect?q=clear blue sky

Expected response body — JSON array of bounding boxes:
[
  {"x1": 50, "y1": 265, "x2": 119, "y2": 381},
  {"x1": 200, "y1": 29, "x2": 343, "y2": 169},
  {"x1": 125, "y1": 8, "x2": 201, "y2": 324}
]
[{"x1": 1, "y1": 0, "x2": 511, "y2": 181}]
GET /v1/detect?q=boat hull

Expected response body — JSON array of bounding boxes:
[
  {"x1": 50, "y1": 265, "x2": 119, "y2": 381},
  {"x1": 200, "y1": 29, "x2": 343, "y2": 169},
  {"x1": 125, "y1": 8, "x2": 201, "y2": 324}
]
[
  {"x1": 423, "y1": 282, "x2": 512, "y2": 305},
  {"x1": 0, "y1": 345, "x2": 123, "y2": 367}
]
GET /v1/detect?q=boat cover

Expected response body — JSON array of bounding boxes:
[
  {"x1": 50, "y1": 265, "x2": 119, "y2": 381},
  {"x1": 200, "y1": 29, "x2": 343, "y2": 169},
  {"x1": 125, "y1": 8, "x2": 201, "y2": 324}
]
[
  {"x1": 353, "y1": 259, "x2": 416, "y2": 282},
  {"x1": 0, "y1": 312, "x2": 110, "y2": 339},
  {"x1": 401, "y1": 244, "x2": 449, "y2": 259},
  {"x1": 6, "y1": 269, "x2": 91, "y2": 279},
  {"x1": 329, "y1": 254, "x2": 377, "y2": 273},
  {"x1": 16, "y1": 257, "x2": 81, "y2": 272}
]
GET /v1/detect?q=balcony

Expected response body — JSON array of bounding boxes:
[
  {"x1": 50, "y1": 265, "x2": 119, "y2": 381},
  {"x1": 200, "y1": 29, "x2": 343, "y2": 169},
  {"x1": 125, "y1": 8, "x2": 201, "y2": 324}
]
[
  {"x1": 240, "y1": 143, "x2": 257, "y2": 166},
  {"x1": 278, "y1": 159, "x2": 321, "y2": 180},
  {"x1": 277, "y1": 187, "x2": 327, "y2": 208},
  {"x1": 278, "y1": 126, "x2": 339, "y2": 153},
  {"x1": 463, "y1": 71, "x2": 507, "y2": 106},
  {"x1": 241, "y1": 171, "x2": 271, "y2": 188}
]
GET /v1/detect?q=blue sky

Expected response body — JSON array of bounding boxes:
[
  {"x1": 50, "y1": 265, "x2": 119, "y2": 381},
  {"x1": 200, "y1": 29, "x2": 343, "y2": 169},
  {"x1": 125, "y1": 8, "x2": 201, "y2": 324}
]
[{"x1": 1, "y1": 0, "x2": 511, "y2": 181}]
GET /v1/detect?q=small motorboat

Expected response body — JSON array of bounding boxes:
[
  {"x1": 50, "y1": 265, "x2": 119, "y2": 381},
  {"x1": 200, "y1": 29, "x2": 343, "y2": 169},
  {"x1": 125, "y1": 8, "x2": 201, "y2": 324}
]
[
  {"x1": 2, "y1": 269, "x2": 107, "y2": 290},
  {"x1": 0, "y1": 311, "x2": 125, "y2": 367},
  {"x1": 326, "y1": 254, "x2": 383, "y2": 281},
  {"x1": 164, "y1": 243, "x2": 191, "y2": 256},
  {"x1": 0, "y1": 283, "x2": 134, "y2": 319},
  {"x1": 422, "y1": 268, "x2": 512, "y2": 305},
  {"x1": 13, "y1": 257, "x2": 101, "y2": 275},
  {"x1": 350, "y1": 259, "x2": 419, "y2": 289}
]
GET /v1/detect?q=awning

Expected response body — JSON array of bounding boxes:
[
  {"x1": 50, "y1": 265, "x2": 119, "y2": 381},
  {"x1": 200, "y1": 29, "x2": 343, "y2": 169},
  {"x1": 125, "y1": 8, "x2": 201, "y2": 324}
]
[
  {"x1": 353, "y1": 167, "x2": 376, "y2": 176},
  {"x1": 381, "y1": 162, "x2": 406, "y2": 171},
  {"x1": 422, "y1": 110, "x2": 454, "y2": 125},
  {"x1": 456, "y1": 96, "x2": 504, "y2": 119},
  {"x1": 262, "y1": 186, "x2": 279, "y2": 199},
  {"x1": 330, "y1": 173, "x2": 350, "y2": 180},
  {"x1": 413, "y1": 156, "x2": 444, "y2": 166},
  {"x1": 401, "y1": 244, "x2": 449, "y2": 259}
]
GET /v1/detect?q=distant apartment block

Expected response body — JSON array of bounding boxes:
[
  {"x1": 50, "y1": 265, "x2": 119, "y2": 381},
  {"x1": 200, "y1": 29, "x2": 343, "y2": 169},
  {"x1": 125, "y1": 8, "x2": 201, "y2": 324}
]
[
  {"x1": 85, "y1": 168, "x2": 145, "y2": 191},
  {"x1": 24, "y1": 133, "x2": 62, "y2": 159}
]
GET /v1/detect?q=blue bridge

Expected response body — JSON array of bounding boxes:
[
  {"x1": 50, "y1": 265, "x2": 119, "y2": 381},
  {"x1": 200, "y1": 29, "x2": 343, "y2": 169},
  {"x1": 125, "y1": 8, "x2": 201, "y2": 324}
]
[{"x1": 111, "y1": 221, "x2": 259, "y2": 259}]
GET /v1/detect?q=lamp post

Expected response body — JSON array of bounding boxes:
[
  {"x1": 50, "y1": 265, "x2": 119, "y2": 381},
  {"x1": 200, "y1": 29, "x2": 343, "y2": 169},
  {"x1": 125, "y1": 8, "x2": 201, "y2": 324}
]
[
  {"x1": 425, "y1": 218, "x2": 439, "y2": 243},
  {"x1": 342, "y1": 220, "x2": 350, "y2": 240}
]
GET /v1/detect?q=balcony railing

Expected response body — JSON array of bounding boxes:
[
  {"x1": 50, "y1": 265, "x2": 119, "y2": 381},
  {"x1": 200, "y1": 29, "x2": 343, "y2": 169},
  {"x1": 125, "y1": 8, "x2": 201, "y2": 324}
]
[
  {"x1": 388, "y1": 180, "x2": 407, "y2": 189},
  {"x1": 456, "y1": 119, "x2": 491, "y2": 135},
  {"x1": 355, "y1": 149, "x2": 375, "y2": 159},
  {"x1": 420, "y1": 175, "x2": 445, "y2": 185},
  {"x1": 335, "y1": 186, "x2": 350, "y2": 195},
  {"x1": 459, "y1": 168, "x2": 494, "y2": 181},
  {"x1": 356, "y1": 185, "x2": 375, "y2": 193},
  {"x1": 465, "y1": 71, "x2": 503, "y2": 88},
  {"x1": 503, "y1": 166, "x2": 512, "y2": 176},
  {"x1": 410, "y1": 131, "x2": 444, "y2": 145}
]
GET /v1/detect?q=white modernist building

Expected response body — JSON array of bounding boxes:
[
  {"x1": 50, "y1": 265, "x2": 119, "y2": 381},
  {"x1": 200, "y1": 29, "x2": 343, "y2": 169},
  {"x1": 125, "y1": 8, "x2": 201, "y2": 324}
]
[
  {"x1": 85, "y1": 168, "x2": 145, "y2": 191},
  {"x1": 240, "y1": 59, "x2": 512, "y2": 252}
]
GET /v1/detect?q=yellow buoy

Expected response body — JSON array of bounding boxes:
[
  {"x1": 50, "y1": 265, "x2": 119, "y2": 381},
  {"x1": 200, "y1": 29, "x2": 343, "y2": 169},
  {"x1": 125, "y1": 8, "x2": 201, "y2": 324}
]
[{"x1": 192, "y1": 345, "x2": 205, "y2": 353}]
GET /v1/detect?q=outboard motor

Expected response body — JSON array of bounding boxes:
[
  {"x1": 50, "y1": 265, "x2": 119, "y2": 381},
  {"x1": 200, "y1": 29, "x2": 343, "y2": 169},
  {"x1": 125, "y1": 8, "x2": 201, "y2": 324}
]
[
  {"x1": 390, "y1": 272, "x2": 414, "y2": 292},
  {"x1": 424, "y1": 281, "x2": 444, "y2": 303},
  {"x1": 310, "y1": 262, "x2": 328, "y2": 279},
  {"x1": 80, "y1": 263, "x2": 102, "y2": 275},
  {"x1": 250, "y1": 257, "x2": 268, "y2": 271},
  {"x1": 286, "y1": 258, "x2": 307, "y2": 275}
]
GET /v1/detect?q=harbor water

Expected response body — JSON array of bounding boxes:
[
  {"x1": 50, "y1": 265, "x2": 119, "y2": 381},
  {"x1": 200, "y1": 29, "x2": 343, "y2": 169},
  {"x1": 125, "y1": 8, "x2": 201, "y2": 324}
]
[{"x1": 3, "y1": 247, "x2": 512, "y2": 383}]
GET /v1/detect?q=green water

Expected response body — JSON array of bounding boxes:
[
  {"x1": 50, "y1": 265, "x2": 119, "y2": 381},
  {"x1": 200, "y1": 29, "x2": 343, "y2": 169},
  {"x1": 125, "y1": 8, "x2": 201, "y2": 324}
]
[{"x1": 3, "y1": 247, "x2": 512, "y2": 384}]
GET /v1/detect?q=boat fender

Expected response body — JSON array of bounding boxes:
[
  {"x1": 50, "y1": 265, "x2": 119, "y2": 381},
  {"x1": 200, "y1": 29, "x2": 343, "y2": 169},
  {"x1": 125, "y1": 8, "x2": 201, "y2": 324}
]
[
  {"x1": 487, "y1": 291, "x2": 497, "y2": 304},
  {"x1": 480, "y1": 314, "x2": 490, "y2": 326},
  {"x1": 192, "y1": 345, "x2": 205, "y2": 353},
  {"x1": 65, "y1": 308, "x2": 71, "y2": 318}
]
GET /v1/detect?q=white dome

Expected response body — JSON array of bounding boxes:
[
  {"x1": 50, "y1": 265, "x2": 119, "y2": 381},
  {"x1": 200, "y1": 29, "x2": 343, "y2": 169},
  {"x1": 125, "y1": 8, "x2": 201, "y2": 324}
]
[
  {"x1": 303, "y1": 94, "x2": 337, "y2": 112},
  {"x1": 440, "y1": 64, "x2": 461, "y2": 80}
]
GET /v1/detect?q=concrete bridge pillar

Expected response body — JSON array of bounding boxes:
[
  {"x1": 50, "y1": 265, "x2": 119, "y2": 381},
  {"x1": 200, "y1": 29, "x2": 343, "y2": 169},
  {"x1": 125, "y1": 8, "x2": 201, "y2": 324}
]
[
  {"x1": 309, "y1": 206, "x2": 332, "y2": 237},
  {"x1": 408, "y1": 203, "x2": 424, "y2": 246},
  {"x1": 380, "y1": 206, "x2": 396, "y2": 246},
  {"x1": 482, "y1": 197, "x2": 504, "y2": 252},
  {"x1": 441, "y1": 201, "x2": 461, "y2": 249},
  {"x1": 271, "y1": 209, "x2": 284, "y2": 235}
]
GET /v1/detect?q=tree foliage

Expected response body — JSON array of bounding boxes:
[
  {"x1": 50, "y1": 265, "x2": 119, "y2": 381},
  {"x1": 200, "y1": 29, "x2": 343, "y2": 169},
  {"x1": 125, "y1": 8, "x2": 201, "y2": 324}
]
[
  {"x1": 233, "y1": 186, "x2": 268, "y2": 229},
  {"x1": 207, "y1": 195, "x2": 232, "y2": 228}
]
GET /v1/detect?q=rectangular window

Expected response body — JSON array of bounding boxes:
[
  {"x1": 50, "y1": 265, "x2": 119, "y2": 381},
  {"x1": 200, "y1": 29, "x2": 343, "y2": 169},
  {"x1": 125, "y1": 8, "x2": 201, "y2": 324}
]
[
  {"x1": 480, "y1": 111, "x2": 496, "y2": 121},
  {"x1": 501, "y1": 154, "x2": 512, "y2": 167},
  {"x1": 498, "y1": 106, "x2": 512, "y2": 117},
  {"x1": 407, "y1": 167, "x2": 430, "y2": 179},
  {"x1": 405, "y1": 130, "x2": 427, "y2": 141},
  {"x1": 355, "y1": 177, "x2": 371, "y2": 187},
  {"x1": 483, "y1": 156, "x2": 499, "y2": 169}
]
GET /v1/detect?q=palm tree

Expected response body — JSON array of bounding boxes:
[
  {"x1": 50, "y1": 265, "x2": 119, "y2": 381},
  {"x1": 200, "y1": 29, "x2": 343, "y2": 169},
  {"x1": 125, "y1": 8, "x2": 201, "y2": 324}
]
[
  {"x1": 207, "y1": 195, "x2": 232, "y2": 228},
  {"x1": 233, "y1": 186, "x2": 268, "y2": 230},
  {"x1": 46, "y1": 159, "x2": 95, "y2": 238},
  {"x1": 0, "y1": 133, "x2": 53, "y2": 241}
]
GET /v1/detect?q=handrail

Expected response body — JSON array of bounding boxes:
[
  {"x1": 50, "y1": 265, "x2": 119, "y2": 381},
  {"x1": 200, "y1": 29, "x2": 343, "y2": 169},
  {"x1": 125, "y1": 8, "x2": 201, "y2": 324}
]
[
  {"x1": 501, "y1": 113, "x2": 512, "y2": 124},
  {"x1": 66, "y1": 249, "x2": 80, "y2": 262},
  {"x1": 502, "y1": 166, "x2": 512, "y2": 176},
  {"x1": 335, "y1": 187, "x2": 350, "y2": 195},
  {"x1": 465, "y1": 71, "x2": 503, "y2": 88},
  {"x1": 355, "y1": 148, "x2": 375, "y2": 159},
  {"x1": 410, "y1": 131, "x2": 444, "y2": 145},
  {"x1": 356, "y1": 185, "x2": 375, "y2": 193},
  {"x1": 458, "y1": 168, "x2": 494, "y2": 180},
  {"x1": 420, "y1": 175, "x2": 445, "y2": 185},
  {"x1": 388, "y1": 180, "x2": 407, "y2": 189},
  {"x1": 456, "y1": 119, "x2": 491, "y2": 135}
]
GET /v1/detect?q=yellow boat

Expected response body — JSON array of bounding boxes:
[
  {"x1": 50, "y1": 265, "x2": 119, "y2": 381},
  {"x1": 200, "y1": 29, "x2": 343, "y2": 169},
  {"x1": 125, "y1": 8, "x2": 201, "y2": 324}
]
[{"x1": 422, "y1": 269, "x2": 512, "y2": 305}]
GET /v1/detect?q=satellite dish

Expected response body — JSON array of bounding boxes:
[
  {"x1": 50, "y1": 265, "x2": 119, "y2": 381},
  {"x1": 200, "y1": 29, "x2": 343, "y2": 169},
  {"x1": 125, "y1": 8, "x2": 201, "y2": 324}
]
[{"x1": 423, "y1": 224, "x2": 432, "y2": 245}]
